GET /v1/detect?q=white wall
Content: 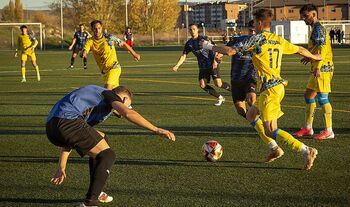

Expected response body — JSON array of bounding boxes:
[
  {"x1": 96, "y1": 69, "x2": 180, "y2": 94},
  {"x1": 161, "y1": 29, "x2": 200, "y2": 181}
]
[{"x1": 271, "y1": 21, "x2": 309, "y2": 44}]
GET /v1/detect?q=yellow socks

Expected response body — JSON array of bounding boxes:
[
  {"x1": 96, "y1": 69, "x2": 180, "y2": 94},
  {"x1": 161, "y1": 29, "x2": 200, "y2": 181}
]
[
  {"x1": 322, "y1": 103, "x2": 332, "y2": 130},
  {"x1": 251, "y1": 118, "x2": 277, "y2": 149},
  {"x1": 35, "y1": 65, "x2": 40, "y2": 81},
  {"x1": 272, "y1": 129, "x2": 304, "y2": 152},
  {"x1": 305, "y1": 98, "x2": 316, "y2": 129},
  {"x1": 21, "y1": 67, "x2": 26, "y2": 79}
]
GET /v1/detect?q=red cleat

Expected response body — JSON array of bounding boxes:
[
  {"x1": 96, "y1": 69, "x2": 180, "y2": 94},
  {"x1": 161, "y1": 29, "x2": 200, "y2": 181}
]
[
  {"x1": 313, "y1": 130, "x2": 335, "y2": 141},
  {"x1": 293, "y1": 127, "x2": 314, "y2": 137}
]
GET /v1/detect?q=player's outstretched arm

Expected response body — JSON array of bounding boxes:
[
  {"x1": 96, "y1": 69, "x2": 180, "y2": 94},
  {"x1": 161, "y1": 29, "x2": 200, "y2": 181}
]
[
  {"x1": 200, "y1": 40, "x2": 237, "y2": 56},
  {"x1": 297, "y1": 46, "x2": 322, "y2": 62},
  {"x1": 51, "y1": 147, "x2": 71, "y2": 185},
  {"x1": 172, "y1": 54, "x2": 186, "y2": 72},
  {"x1": 121, "y1": 42, "x2": 140, "y2": 61},
  {"x1": 111, "y1": 101, "x2": 176, "y2": 141}
]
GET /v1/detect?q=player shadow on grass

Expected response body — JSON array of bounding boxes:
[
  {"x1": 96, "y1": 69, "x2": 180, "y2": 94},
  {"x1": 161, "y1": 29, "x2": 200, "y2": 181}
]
[
  {"x1": 0, "y1": 198, "x2": 82, "y2": 204},
  {"x1": 0, "y1": 155, "x2": 301, "y2": 171}
]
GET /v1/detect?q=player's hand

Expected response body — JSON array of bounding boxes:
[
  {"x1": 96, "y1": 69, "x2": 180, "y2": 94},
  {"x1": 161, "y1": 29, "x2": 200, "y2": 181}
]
[
  {"x1": 313, "y1": 69, "x2": 321, "y2": 78},
  {"x1": 134, "y1": 53, "x2": 141, "y2": 61},
  {"x1": 50, "y1": 168, "x2": 66, "y2": 185},
  {"x1": 300, "y1": 57, "x2": 310, "y2": 65},
  {"x1": 68, "y1": 46, "x2": 73, "y2": 51},
  {"x1": 31, "y1": 47, "x2": 35, "y2": 52},
  {"x1": 172, "y1": 66, "x2": 179, "y2": 72},
  {"x1": 155, "y1": 128, "x2": 176, "y2": 141}
]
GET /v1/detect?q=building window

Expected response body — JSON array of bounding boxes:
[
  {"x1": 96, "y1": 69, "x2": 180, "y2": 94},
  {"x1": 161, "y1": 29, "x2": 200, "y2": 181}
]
[
  {"x1": 331, "y1": 8, "x2": 336, "y2": 12},
  {"x1": 288, "y1": 9, "x2": 293, "y2": 13},
  {"x1": 280, "y1": 9, "x2": 283, "y2": 13}
]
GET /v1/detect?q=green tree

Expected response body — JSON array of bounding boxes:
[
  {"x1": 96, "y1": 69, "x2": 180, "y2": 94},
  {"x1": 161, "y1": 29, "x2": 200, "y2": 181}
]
[
  {"x1": 14, "y1": 0, "x2": 24, "y2": 22},
  {"x1": 1, "y1": 0, "x2": 15, "y2": 21},
  {"x1": 129, "y1": 0, "x2": 180, "y2": 34}
]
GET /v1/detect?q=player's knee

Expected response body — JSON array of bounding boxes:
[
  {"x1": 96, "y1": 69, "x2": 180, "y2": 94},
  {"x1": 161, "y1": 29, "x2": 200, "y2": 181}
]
[
  {"x1": 305, "y1": 97, "x2": 316, "y2": 104},
  {"x1": 214, "y1": 80, "x2": 222, "y2": 87},
  {"x1": 316, "y1": 93, "x2": 330, "y2": 105},
  {"x1": 199, "y1": 83, "x2": 206, "y2": 89},
  {"x1": 96, "y1": 148, "x2": 116, "y2": 170}
]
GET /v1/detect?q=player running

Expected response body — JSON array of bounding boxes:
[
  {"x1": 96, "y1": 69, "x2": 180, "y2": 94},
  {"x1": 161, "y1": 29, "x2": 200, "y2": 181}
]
[
  {"x1": 203, "y1": 9, "x2": 322, "y2": 170},
  {"x1": 68, "y1": 24, "x2": 91, "y2": 70},
  {"x1": 15, "y1": 25, "x2": 41, "y2": 82},
  {"x1": 123, "y1": 27, "x2": 134, "y2": 48},
  {"x1": 82, "y1": 20, "x2": 141, "y2": 90},
  {"x1": 46, "y1": 85, "x2": 175, "y2": 207},
  {"x1": 171, "y1": 24, "x2": 231, "y2": 106},
  {"x1": 293, "y1": 4, "x2": 335, "y2": 140},
  {"x1": 213, "y1": 20, "x2": 283, "y2": 162}
]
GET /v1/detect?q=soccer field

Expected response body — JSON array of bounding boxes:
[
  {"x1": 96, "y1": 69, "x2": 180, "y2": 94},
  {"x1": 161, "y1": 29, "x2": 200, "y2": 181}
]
[{"x1": 0, "y1": 47, "x2": 349, "y2": 207}]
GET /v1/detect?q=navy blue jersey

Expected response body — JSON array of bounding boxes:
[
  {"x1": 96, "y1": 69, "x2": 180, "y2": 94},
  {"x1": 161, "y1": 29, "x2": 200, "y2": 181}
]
[
  {"x1": 74, "y1": 31, "x2": 89, "y2": 48},
  {"x1": 226, "y1": 35, "x2": 256, "y2": 81},
  {"x1": 183, "y1": 35, "x2": 215, "y2": 70},
  {"x1": 47, "y1": 85, "x2": 114, "y2": 126}
]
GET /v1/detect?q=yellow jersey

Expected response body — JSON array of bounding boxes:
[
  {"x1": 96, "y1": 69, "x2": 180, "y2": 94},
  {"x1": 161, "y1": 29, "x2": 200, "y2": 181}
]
[
  {"x1": 252, "y1": 31, "x2": 299, "y2": 90},
  {"x1": 17, "y1": 33, "x2": 38, "y2": 53},
  {"x1": 308, "y1": 22, "x2": 333, "y2": 72},
  {"x1": 84, "y1": 34, "x2": 123, "y2": 73}
]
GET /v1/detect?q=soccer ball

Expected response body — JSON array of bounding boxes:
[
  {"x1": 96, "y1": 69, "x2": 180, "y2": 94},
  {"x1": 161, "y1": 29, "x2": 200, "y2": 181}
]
[{"x1": 202, "y1": 140, "x2": 223, "y2": 162}]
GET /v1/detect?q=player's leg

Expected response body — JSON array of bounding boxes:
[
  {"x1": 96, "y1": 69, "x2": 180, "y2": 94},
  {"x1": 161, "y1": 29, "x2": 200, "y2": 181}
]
[
  {"x1": 314, "y1": 92, "x2": 334, "y2": 140},
  {"x1": 104, "y1": 68, "x2": 121, "y2": 90},
  {"x1": 212, "y1": 66, "x2": 231, "y2": 91},
  {"x1": 20, "y1": 53, "x2": 27, "y2": 82},
  {"x1": 68, "y1": 52, "x2": 77, "y2": 69},
  {"x1": 198, "y1": 70, "x2": 222, "y2": 105},
  {"x1": 30, "y1": 54, "x2": 40, "y2": 81},
  {"x1": 293, "y1": 88, "x2": 317, "y2": 137},
  {"x1": 82, "y1": 50, "x2": 88, "y2": 70}
]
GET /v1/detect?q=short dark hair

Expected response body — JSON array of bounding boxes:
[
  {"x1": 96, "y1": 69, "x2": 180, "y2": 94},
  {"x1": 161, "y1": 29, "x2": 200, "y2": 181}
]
[
  {"x1": 112, "y1": 86, "x2": 133, "y2": 100},
  {"x1": 300, "y1": 4, "x2": 317, "y2": 14},
  {"x1": 254, "y1": 9, "x2": 273, "y2": 21},
  {"x1": 20, "y1": 25, "x2": 27, "y2": 30},
  {"x1": 90, "y1": 20, "x2": 102, "y2": 28},
  {"x1": 188, "y1": 23, "x2": 198, "y2": 28},
  {"x1": 79, "y1": 23, "x2": 84, "y2": 27}
]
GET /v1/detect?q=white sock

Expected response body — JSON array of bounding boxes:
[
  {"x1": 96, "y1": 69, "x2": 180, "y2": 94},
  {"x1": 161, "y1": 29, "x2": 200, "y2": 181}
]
[
  {"x1": 326, "y1": 127, "x2": 333, "y2": 133},
  {"x1": 300, "y1": 144, "x2": 309, "y2": 155},
  {"x1": 268, "y1": 140, "x2": 278, "y2": 150},
  {"x1": 305, "y1": 124, "x2": 312, "y2": 129}
]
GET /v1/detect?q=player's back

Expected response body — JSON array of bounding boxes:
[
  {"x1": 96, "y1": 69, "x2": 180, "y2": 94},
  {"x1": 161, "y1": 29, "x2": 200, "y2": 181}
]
[{"x1": 252, "y1": 31, "x2": 299, "y2": 87}]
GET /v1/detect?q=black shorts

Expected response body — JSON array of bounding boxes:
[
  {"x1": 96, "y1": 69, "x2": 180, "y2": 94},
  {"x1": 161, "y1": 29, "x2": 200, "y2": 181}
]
[
  {"x1": 198, "y1": 68, "x2": 221, "y2": 83},
  {"x1": 231, "y1": 80, "x2": 257, "y2": 103},
  {"x1": 46, "y1": 117, "x2": 104, "y2": 157},
  {"x1": 73, "y1": 45, "x2": 83, "y2": 54}
]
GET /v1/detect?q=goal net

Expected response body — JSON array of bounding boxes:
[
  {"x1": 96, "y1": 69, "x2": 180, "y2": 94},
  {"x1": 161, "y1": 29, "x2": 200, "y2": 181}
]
[
  {"x1": 0, "y1": 22, "x2": 43, "y2": 50},
  {"x1": 320, "y1": 20, "x2": 350, "y2": 44}
]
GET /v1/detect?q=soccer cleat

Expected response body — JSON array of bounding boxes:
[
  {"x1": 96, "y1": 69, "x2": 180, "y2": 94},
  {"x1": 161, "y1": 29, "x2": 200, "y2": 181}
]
[
  {"x1": 214, "y1": 96, "x2": 225, "y2": 106},
  {"x1": 84, "y1": 65, "x2": 88, "y2": 70},
  {"x1": 98, "y1": 191, "x2": 113, "y2": 203},
  {"x1": 313, "y1": 130, "x2": 335, "y2": 141},
  {"x1": 303, "y1": 147, "x2": 318, "y2": 170},
  {"x1": 21, "y1": 78, "x2": 26, "y2": 83},
  {"x1": 264, "y1": 147, "x2": 284, "y2": 163},
  {"x1": 293, "y1": 127, "x2": 314, "y2": 137},
  {"x1": 67, "y1": 65, "x2": 74, "y2": 69}
]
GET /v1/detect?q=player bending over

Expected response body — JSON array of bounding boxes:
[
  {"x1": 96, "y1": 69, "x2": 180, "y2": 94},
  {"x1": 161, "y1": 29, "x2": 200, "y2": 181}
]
[
  {"x1": 46, "y1": 85, "x2": 175, "y2": 207},
  {"x1": 293, "y1": 4, "x2": 335, "y2": 140},
  {"x1": 68, "y1": 24, "x2": 91, "y2": 70},
  {"x1": 82, "y1": 20, "x2": 141, "y2": 90},
  {"x1": 171, "y1": 24, "x2": 231, "y2": 106},
  {"x1": 202, "y1": 9, "x2": 322, "y2": 170},
  {"x1": 15, "y1": 25, "x2": 41, "y2": 82}
]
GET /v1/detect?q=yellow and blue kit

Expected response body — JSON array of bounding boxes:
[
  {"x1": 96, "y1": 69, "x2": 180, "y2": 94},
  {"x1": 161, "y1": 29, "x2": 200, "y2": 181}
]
[
  {"x1": 18, "y1": 32, "x2": 38, "y2": 61},
  {"x1": 84, "y1": 34, "x2": 124, "y2": 87}
]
